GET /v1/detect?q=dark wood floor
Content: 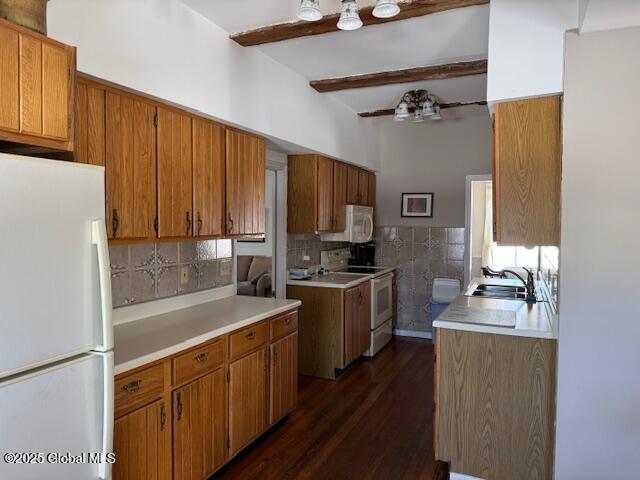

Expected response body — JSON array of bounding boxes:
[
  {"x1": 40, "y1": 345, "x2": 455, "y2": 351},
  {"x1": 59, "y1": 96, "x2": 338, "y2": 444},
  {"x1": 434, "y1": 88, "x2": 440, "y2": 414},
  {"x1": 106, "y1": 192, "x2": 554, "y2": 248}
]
[{"x1": 215, "y1": 337, "x2": 448, "y2": 480}]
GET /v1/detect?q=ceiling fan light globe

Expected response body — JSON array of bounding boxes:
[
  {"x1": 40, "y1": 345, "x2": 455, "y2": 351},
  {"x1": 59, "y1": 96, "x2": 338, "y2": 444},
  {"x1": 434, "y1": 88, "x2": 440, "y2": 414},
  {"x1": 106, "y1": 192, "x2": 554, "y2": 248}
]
[
  {"x1": 338, "y1": 0, "x2": 363, "y2": 30},
  {"x1": 373, "y1": 0, "x2": 400, "y2": 18},
  {"x1": 297, "y1": 0, "x2": 323, "y2": 21},
  {"x1": 422, "y1": 101, "x2": 435, "y2": 116}
]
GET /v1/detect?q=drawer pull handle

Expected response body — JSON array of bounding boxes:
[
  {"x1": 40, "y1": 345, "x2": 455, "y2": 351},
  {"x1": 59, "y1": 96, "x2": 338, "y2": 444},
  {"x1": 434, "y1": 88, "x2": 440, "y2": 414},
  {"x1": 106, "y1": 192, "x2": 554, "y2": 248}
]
[
  {"x1": 177, "y1": 392, "x2": 183, "y2": 421},
  {"x1": 282, "y1": 318, "x2": 291, "y2": 325},
  {"x1": 122, "y1": 379, "x2": 142, "y2": 394},
  {"x1": 160, "y1": 404, "x2": 166, "y2": 431},
  {"x1": 195, "y1": 352, "x2": 209, "y2": 363},
  {"x1": 246, "y1": 332, "x2": 256, "y2": 340}
]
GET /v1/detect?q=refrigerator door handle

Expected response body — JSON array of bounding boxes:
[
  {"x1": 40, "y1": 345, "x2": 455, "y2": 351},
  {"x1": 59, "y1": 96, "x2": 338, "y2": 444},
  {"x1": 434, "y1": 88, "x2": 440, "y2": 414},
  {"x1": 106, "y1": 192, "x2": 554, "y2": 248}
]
[
  {"x1": 98, "y1": 351, "x2": 114, "y2": 480},
  {"x1": 92, "y1": 219, "x2": 114, "y2": 352}
]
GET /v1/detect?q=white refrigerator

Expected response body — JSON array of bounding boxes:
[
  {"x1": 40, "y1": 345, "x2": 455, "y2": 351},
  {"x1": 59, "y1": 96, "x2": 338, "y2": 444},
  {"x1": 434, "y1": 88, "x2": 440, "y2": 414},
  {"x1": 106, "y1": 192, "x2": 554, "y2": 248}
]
[{"x1": 0, "y1": 154, "x2": 114, "y2": 480}]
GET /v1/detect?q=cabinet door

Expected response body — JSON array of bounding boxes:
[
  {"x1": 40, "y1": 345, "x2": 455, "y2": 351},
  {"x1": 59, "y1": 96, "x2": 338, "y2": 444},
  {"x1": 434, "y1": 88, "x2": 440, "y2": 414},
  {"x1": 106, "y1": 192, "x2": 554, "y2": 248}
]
[
  {"x1": 75, "y1": 79, "x2": 105, "y2": 166},
  {"x1": 173, "y1": 369, "x2": 227, "y2": 480},
  {"x1": 0, "y1": 24, "x2": 19, "y2": 132},
  {"x1": 229, "y1": 348, "x2": 268, "y2": 456},
  {"x1": 113, "y1": 399, "x2": 171, "y2": 480},
  {"x1": 316, "y1": 157, "x2": 334, "y2": 233},
  {"x1": 105, "y1": 92, "x2": 157, "y2": 240},
  {"x1": 367, "y1": 172, "x2": 376, "y2": 208},
  {"x1": 346, "y1": 165, "x2": 359, "y2": 205},
  {"x1": 226, "y1": 130, "x2": 265, "y2": 236},
  {"x1": 192, "y1": 118, "x2": 225, "y2": 237},
  {"x1": 494, "y1": 97, "x2": 561, "y2": 246},
  {"x1": 333, "y1": 162, "x2": 347, "y2": 232},
  {"x1": 19, "y1": 34, "x2": 42, "y2": 136},
  {"x1": 358, "y1": 283, "x2": 371, "y2": 355},
  {"x1": 157, "y1": 108, "x2": 193, "y2": 238},
  {"x1": 358, "y1": 169, "x2": 370, "y2": 206},
  {"x1": 41, "y1": 42, "x2": 70, "y2": 140},
  {"x1": 270, "y1": 332, "x2": 298, "y2": 425},
  {"x1": 343, "y1": 286, "x2": 360, "y2": 367}
]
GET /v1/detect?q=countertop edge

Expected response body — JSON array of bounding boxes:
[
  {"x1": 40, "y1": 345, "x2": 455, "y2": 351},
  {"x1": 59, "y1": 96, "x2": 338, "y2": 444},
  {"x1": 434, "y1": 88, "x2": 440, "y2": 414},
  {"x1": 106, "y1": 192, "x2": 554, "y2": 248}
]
[
  {"x1": 286, "y1": 276, "x2": 370, "y2": 289},
  {"x1": 114, "y1": 300, "x2": 301, "y2": 376},
  {"x1": 433, "y1": 319, "x2": 558, "y2": 340}
]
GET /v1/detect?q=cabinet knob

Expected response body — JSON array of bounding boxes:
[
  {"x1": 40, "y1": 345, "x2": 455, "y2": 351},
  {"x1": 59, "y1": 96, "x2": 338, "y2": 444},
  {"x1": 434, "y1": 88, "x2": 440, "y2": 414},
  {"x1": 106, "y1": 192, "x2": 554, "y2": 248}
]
[
  {"x1": 246, "y1": 331, "x2": 256, "y2": 340},
  {"x1": 112, "y1": 209, "x2": 119, "y2": 237},
  {"x1": 194, "y1": 352, "x2": 209, "y2": 363}
]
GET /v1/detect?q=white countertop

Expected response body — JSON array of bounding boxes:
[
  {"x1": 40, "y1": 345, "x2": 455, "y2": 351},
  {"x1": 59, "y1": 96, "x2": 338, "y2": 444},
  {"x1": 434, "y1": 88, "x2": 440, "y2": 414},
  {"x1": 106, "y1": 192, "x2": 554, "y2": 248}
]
[
  {"x1": 287, "y1": 273, "x2": 371, "y2": 289},
  {"x1": 114, "y1": 295, "x2": 301, "y2": 375},
  {"x1": 433, "y1": 278, "x2": 558, "y2": 340}
]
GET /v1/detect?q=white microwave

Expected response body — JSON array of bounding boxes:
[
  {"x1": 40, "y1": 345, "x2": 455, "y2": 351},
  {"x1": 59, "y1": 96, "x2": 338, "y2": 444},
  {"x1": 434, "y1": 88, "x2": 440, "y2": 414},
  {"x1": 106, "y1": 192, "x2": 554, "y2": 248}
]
[{"x1": 321, "y1": 205, "x2": 373, "y2": 243}]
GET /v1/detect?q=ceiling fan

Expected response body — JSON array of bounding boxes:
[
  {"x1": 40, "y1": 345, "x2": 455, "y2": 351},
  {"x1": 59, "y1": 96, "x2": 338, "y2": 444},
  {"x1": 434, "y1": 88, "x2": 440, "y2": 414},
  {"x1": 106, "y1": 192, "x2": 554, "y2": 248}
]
[{"x1": 297, "y1": 0, "x2": 400, "y2": 31}]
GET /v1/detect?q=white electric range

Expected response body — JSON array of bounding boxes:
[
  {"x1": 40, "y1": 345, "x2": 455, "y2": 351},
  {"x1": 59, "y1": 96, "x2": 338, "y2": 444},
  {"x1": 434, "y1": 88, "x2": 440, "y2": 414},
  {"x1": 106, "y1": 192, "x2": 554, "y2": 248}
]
[{"x1": 320, "y1": 249, "x2": 395, "y2": 357}]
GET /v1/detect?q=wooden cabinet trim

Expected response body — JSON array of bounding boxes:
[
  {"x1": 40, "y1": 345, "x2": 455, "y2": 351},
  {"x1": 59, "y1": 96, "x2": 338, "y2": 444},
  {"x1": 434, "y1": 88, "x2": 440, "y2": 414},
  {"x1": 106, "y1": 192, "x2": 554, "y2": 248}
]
[
  {"x1": 269, "y1": 309, "x2": 298, "y2": 342},
  {"x1": 229, "y1": 320, "x2": 269, "y2": 361},
  {"x1": 115, "y1": 363, "x2": 165, "y2": 418},
  {"x1": 172, "y1": 338, "x2": 225, "y2": 387}
]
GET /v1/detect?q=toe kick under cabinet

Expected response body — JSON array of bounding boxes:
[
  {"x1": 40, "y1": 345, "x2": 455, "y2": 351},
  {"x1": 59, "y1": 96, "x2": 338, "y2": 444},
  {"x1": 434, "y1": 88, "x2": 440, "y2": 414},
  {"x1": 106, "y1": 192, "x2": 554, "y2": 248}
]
[{"x1": 113, "y1": 308, "x2": 298, "y2": 480}]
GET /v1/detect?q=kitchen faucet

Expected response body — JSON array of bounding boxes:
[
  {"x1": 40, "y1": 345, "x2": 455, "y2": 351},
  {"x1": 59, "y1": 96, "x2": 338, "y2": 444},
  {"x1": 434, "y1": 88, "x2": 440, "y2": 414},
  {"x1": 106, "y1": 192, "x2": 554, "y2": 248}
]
[{"x1": 482, "y1": 266, "x2": 537, "y2": 302}]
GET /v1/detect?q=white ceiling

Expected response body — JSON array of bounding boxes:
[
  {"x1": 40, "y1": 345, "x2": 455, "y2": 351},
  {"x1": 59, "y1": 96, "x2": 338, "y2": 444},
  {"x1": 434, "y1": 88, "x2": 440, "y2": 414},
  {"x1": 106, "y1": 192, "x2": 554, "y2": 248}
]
[{"x1": 181, "y1": 0, "x2": 489, "y2": 117}]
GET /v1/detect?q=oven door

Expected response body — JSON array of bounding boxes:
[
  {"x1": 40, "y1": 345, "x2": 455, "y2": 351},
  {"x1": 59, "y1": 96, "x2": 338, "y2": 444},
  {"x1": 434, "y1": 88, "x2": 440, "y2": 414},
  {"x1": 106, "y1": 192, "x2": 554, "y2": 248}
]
[{"x1": 372, "y1": 273, "x2": 394, "y2": 329}]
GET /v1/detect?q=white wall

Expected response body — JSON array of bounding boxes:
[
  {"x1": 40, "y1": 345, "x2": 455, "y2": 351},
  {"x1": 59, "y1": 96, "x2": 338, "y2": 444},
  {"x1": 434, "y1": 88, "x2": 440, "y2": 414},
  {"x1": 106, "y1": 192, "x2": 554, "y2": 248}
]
[
  {"x1": 47, "y1": 0, "x2": 380, "y2": 170},
  {"x1": 556, "y1": 27, "x2": 640, "y2": 479},
  {"x1": 580, "y1": 0, "x2": 640, "y2": 33},
  {"x1": 487, "y1": 0, "x2": 577, "y2": 105},
  {"x1": 375, "y1": 114, "x2": 492, "y2": 227}
]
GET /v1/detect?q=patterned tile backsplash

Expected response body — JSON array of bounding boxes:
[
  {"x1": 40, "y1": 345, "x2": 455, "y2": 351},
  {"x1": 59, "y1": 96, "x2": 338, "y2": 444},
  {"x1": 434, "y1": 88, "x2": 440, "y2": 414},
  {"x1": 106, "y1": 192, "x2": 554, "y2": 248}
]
[
  {"x1": 286, "y1": 234, "x2": 350, "y2": 270},
  {"x1": 374, "y1": 226, "x2": 465, "y2": 334},
  {"x1": 109, "y1": 239, "x2": 233, "y2": 308}
]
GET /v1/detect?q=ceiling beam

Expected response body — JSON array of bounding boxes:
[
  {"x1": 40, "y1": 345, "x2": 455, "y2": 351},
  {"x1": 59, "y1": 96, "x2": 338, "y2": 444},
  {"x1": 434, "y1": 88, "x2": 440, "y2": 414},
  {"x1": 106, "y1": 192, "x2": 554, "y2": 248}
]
[
  {"x1": 230, "y1": 0, "x2": 490, "y2": 47},
  {"x1": 358, "y1": 100, "x2": 487, "y2": 117},
  {"x1": 310, "y1": 59, "x2": 487, "y2": 93}
]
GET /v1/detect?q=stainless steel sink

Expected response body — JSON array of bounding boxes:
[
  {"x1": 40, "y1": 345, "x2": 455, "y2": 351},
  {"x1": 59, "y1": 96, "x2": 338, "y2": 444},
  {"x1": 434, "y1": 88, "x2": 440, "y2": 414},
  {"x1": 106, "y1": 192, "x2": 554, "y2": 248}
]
[
  {"x1": 471, "y1": 290, "x2": 527, "y2": 300},
  {"x1": 475, "y1": 284, "x2": 526, "y2": 293}
]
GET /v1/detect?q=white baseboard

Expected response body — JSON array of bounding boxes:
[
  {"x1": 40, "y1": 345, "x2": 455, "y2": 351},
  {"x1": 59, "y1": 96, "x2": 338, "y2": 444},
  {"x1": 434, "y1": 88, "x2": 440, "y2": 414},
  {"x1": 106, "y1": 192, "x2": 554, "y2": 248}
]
[
  {"x1": 393, "y1": 328, "x2": 432, "y2": 339},
  {"x1": 450, "y1": 473, "x2": 485, "y2": 480}
]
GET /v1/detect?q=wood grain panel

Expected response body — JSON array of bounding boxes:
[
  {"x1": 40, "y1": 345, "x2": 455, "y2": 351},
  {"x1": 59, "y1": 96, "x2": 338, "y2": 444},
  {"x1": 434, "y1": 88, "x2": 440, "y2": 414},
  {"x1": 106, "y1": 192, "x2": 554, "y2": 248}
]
[
  {"x1": 437, "y1": 328, "x2": 556, "y2": 480},
  {"x1": 172, "y1": 339, "x2": 224, "y2": 387},
  {"x1": 494, "y1": 96, "x2": 561, "y2": 246},
  {"x1": 346, "y1": 165, "x2": 359, "y2": 205},
  {"x1": 0, "y1": 24, "x2": 19, "y2": 132},
  {"x1": 113, "y1": 399, "x2": 171, "y2": 480},
  {"x1": 287, "y1": 154, "x2": 319, "y2": 234},
  {"x1": 287, "y1": 285, "x2": 344, "y2": 379},
  {"x1": 41, "y1": 42, "x2": 69, "y2": 140},
  {"x1": 269, "y1": 309, "x2": 298, "y2": 342},
  {"x1": 229, "y1": 321, "x2": 268, "y2": 361},
  {"x1": 367, "y1": 172, "x2": 376, "y2": 208},
  {"x1": 74, "y1": 79, "x2": 106, "y2": 166},
  {"x1": 157, "y1": 107, "x2": 193, "y2": 238},
  {"x1": 270, "y1": 332, "x2": 298, "y2": 425},
  {"x1": 358, "y1": 283, "x2": 371, "y2": 355},
  {"x1": 115, "y1": 363, "x2": 164, "y2": 418},
  {"x1": 19, "y1": 34, "x2": 42, "y2": 136},
  {"x1": 333, "y1": 161, "x2": 347, "y2": 232},
  {"x1": 358, "y1": 169, "x2": 370, "y2": 206},
  {"x1": 317, "y1": 156, "x2": 334, "y2": 232},
  {"x1": 173, "y1": 369, "x2": 227, "y2": 480},
  {"x1": 229, "y1": 348, "x2": 268, "y2": 457},
  {"x1": 192, "y1": 118, "x2": 225, "y2": 237}
]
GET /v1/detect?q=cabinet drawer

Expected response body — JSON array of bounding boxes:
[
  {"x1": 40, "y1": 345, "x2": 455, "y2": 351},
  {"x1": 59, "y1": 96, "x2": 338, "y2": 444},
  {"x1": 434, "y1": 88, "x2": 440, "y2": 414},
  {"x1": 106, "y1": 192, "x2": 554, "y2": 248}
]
[
  {"x1": 229, "y1": 321, "x2": 268, "y2": 360},
  {"x1": 172, "y1": 339, "x2": 224, "y2": 386},
  {"x1": 270, "y1": 310, "x2": 298, "y2": 342},
  {"x1": 115, "y1": 363, "x2": 164, "y2": 418}
]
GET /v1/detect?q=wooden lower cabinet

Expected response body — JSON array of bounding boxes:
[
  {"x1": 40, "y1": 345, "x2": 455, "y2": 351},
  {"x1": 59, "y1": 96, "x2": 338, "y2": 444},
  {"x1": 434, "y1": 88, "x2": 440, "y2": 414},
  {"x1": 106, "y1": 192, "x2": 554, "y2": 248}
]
[
  {"x1": 113, "y1": 399, "x2": 171, "y2": 480},
  {"x1": 113, "y1": 308, "x2": 299, "y2": 480},
  {"x1": 228, "y1": 348, "x2": 268, "y2": 457},
  {"x1": 344, "y1": 283, "x2": 371, "y2": 368},
  {"x1": 270, "y1": 332, "x2": 298, "y2": 425},
  {"x1": 173, "y1": 370, "x2": 226, "y2": 480}
]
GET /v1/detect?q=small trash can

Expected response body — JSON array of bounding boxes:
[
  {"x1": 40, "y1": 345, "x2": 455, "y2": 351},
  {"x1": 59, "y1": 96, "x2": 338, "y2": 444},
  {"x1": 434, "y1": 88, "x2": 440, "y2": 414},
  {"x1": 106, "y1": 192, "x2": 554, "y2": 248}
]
[{"x1": 431, "y1": 278, "x2": 461, "y2": 343}]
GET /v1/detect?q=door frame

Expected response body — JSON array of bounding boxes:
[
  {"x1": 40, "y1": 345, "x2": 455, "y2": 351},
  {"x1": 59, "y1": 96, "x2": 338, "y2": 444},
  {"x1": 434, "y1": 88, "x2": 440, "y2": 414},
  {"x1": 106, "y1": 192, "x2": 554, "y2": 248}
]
[
  {"x1": 267, "y1": 151, "x2": 287, "y2": 299},
  {"x1": 464, "y1": 174, "x2": 492, "y2": 288}
]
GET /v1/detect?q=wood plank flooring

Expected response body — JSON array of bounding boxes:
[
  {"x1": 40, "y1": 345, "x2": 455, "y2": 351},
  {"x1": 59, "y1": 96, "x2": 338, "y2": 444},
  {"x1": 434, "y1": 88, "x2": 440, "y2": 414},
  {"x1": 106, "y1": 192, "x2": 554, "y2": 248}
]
[{"x1": 215, "y1": 337, "x2": 448, "y2": 480}]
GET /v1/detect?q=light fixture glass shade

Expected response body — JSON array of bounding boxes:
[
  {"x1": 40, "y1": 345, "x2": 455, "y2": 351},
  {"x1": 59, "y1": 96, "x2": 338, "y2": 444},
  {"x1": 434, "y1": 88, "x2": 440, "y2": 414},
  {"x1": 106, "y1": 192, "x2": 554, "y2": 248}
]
[
  {"x1": 298, "y1": 0, "x2": 322, "y2": 21},
  {"x1": 422, "y1": 100, "x2": 434, "y2": 116},
  {"x1": 413, "y1": 109, "x2": 425, "y2": 123},
  {"x1": 395, "y1": 101, "x2": 410, "y2": 118},
  {"x1": 372, "y1": 0, "x2": 400, "y2": 18},
  {"x1": 338, "y1": 0, "x2": 363, "y2": 31},
  {"x1": 431, "y1": 104, "x2": 442, "y2": 120}
]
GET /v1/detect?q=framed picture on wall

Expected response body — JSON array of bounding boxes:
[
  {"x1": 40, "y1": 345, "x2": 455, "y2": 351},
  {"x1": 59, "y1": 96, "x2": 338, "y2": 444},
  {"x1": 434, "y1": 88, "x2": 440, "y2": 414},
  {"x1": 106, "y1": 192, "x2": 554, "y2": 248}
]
[{"x1": 401, "y1": 193, "x2": 434, "y2": 218}]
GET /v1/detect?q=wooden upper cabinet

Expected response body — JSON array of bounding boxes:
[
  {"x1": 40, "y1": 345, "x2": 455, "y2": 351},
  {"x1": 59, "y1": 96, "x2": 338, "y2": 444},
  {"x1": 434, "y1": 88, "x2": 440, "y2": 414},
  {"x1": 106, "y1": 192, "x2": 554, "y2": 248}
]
[
  {"x1": 75, "y1": 78, "x2": 105, "y2": 166},
  {"x1": 173, "y1": 369, "x2": 227, "y2": 480},
  {"x1": 113, "y1": 399, "x2": 171, "y2": 480},
  {"x1": 270, "y1": 332, "x2": 298, "y2": 425},
  {"x1": 346, "y1": 165, "x2": 359, "y2": 204},
  {"x1": 358, "y1": 169, "x2": 370, "y2": 206},
  {"x1": 316, "y1": 156, "x2": 334, "y2": 233},
  {"x1": 105, "y1": 90, "x2": 157, "y2": 240},
  {"x1": 0, "y1": 19, "x2": 75, "y2": 151},
  {"x1": 287, "y1": 154, "x2": 318, "y2": 234},
  {"x1": 225, "y1": 129, "x2": 266, "y2": 236},
  {"x1": 157, "y1": 107, "x2": 193, "y2": 239},
  {"x1": 367, "y1": 173, "x2": 376, "y2": 208},
  {"x1": 343, "y1": 283, "x2": 371, "y2": 368},
  {"x1": 228, "y1": 347, "x2": 268, "y2": 457},
  {"x1": 333, "y1": 161, "x2": 347, "y2": 232},
  {"x1": 493, "y1": 96, "x2": 561, "y2": 246},
  {"x1": 192, "y1": 118, "x2": 225, "y2": 238}
]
